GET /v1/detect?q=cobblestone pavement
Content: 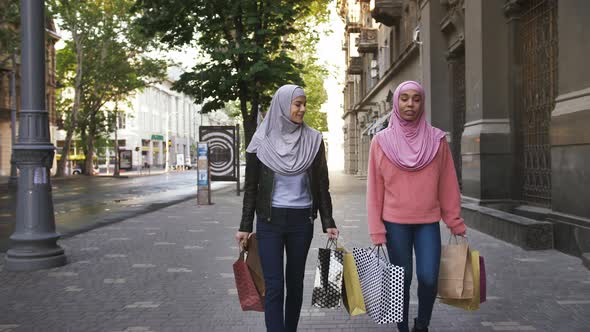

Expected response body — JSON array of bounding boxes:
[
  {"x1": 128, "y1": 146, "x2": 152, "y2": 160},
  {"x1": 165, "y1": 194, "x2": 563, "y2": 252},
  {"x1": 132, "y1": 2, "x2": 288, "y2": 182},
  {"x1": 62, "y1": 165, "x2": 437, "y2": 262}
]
[{"x1": 0, "y1": 172, "x2": 589, "y2": 332}]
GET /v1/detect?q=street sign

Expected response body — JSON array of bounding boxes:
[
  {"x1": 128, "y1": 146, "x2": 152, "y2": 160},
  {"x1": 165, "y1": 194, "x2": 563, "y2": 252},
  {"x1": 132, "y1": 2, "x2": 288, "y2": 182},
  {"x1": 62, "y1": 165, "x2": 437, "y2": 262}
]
[
  {"x1": 119, "y1": 150, "x2": 132, "y2": 170},
  {"x1": 198, "y1": 170, "x2": 208, "y2": 186},
  {"x1": 196, "y1": 142, "x2": 211, "y2": 205},
  {"x1": 198, "y1": 144, "x2": 208, "y2": 159},
  {"x1": 151, "y1": 134, "x2": 164, "y2": 141}
]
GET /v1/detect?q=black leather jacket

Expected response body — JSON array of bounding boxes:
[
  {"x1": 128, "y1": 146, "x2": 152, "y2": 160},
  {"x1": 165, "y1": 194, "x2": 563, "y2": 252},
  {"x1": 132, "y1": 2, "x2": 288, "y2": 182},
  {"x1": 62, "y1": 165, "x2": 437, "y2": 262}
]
[{"x1": 239, "y1": 141, "x2": 336, "y2": 233}]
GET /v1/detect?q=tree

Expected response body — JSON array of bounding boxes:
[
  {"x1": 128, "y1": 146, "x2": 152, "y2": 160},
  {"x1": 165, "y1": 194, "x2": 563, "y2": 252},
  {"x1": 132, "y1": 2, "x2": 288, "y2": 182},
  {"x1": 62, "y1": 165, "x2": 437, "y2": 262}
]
[
  {"x1": 50, "y1": 0, "x2": 167, "y2": 176},
  {"x1": 289, "y1": 9, "x2": 330, "y2": 132},
  {"x1": 134, "y1": 0, "x2": 330, "y2": 146},
  {"x1": 0, "y1": 0, "x2": 19, "y2": 67}
]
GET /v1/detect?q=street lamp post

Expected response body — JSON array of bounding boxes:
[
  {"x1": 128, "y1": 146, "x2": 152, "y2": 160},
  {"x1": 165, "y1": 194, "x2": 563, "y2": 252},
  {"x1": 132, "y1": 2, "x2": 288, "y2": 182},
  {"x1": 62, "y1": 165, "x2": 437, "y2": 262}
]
[
  {"x1": 9, "y1": 52, "x2": 18, "y2": 185},
  {"x1": 5, "y1": 0, "x2": 67, "y2": 271}
]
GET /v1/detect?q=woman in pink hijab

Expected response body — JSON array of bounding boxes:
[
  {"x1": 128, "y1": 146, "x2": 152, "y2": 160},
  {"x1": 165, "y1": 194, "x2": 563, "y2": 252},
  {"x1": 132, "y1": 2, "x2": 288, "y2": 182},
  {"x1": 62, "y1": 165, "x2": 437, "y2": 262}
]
[{"x1": 366, "y1": 81, "x2": 466, "y2": 332}]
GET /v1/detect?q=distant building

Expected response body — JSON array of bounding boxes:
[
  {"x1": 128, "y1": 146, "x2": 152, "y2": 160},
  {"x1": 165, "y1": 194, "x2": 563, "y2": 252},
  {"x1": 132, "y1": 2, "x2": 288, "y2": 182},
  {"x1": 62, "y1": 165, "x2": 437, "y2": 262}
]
[{"x1": 55, "y1": 74, "x2": 211, "y2": 173}]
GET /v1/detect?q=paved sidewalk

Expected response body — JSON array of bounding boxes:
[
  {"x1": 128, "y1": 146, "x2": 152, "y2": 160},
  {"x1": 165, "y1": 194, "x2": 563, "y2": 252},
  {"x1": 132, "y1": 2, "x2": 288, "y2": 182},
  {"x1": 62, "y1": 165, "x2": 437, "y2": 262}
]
[{"x1": 0, "y1": 172, "x2": 589, "y2": 332}]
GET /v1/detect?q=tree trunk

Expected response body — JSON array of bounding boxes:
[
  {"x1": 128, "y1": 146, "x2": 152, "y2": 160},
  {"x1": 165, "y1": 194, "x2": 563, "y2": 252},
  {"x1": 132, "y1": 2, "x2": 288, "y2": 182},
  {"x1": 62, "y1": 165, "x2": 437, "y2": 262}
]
[
  {"x1": 114, "y1": 121, "x2": 120, "y2": 177},
  {"x1": 83, "y1": 112, "x2": 97, "y2": 176},
  {"x1": 243, "y1": 101, "x2": 258, "y2": 148},
  {"x1": 55, "y1": 29, "x2": 83, "y2": 177}
]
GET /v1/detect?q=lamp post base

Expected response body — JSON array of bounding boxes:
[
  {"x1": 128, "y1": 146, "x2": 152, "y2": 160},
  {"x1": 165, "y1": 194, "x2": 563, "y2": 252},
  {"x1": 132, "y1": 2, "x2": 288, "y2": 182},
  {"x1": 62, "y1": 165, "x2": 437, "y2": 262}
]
[{"x1": 5, "y1": 244, "x2": 66, "y2": 271}]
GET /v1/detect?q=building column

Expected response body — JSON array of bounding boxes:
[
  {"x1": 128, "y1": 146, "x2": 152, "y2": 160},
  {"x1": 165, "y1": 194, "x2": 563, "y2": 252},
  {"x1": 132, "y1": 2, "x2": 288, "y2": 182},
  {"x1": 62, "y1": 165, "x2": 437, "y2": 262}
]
[
  {"x1": 420, "y1": 0, "x2": 452, "y2": 130},
  {"x1": 549, "y1": 0, "x2": 590, "y2": 261},
  {"x1": 343, "y1": 126, "x2": 349, "y2": 173},
  {"x1": 158, "y1": 141, "x2": 163, "y2": 167},
  {"x1": 461, "y1": 0, "x2": 513, "y2": 201},
  {"x1": 344, "y1": 112, "x2": 358, "y2": 174}
]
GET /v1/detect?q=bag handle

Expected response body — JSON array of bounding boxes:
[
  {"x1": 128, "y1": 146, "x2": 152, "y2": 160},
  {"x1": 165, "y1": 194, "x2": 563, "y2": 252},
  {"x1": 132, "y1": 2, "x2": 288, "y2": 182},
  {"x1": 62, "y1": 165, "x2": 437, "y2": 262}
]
[
  {"x1": 447, "y1": 234, "x2": 468, "y2": 245},
  {"x1": 325, "y1": 237, "x2": 339, "y2": 249},
  {"x1": 370, "y1": 244, "x2": 388, "y2": 261}
]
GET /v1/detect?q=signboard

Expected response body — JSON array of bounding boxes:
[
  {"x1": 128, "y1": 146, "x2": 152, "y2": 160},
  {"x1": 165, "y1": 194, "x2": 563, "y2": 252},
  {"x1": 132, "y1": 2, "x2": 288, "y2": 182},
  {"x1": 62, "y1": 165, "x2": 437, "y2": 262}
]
[
  {"x1": 199, "y1": 126, "x2": 238, "y2": 181},
  {"x1": 197, "y1": 142, "x2": 209, "y2": 186},
  {"x1": 119, "y1": 150, "x2": 132, "y2": 170},
  {"x1": 151, "y1": 134, "x2": 164, "y2": 141},
  {"x1": 196, "y1": 142, "x2": 211, "y2": 205},
  {"x1": 197, "y1": 170, "x2": 208, "y2": 186},
  {"x1": 176, "y1": 153, "x2": 185, "y2": 166},
  {"x1": 198, "y1": 144, "x2": 208, "y2": 159}
]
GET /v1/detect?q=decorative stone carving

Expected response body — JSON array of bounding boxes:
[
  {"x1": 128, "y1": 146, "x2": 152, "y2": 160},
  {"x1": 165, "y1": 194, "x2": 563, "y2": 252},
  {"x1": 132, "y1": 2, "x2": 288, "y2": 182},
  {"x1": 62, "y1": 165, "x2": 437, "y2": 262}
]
[
  {"x1": 347, "y1": 56, "x2": 363, "y2": 75},
  {"x1": 504, "y1": 0, "x2": 525, "y2": 18},
  {"x1": 372, "y1": 0, "x2": 403, "y2": 27},
  {"x1": 357, "y1": 28, "x2": 378, "y2": 53}
]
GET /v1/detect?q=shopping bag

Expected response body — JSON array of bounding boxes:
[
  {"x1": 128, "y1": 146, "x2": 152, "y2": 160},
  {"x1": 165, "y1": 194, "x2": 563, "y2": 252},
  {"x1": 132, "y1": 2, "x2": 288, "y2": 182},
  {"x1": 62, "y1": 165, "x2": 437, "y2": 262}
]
[
  {"x1": 339, "y1": 247, "x2": 366, "y2": 316},
  {"x1": 311, "y1": 239, "x2": 345, "y2": 309},
  {"x1": 233, "y1": 249, "x2": 264, "y2": 312},
  {"x1": 353, "y1": 246, "x2": 404, "y2": 324},
  {"x1": 245, "y1": 234, "x2": 265, "y2": 297},
  {"x1": 440, "y1": 250, "x2": 481, "y2": 311},
  {"x1": 479, "y1": 255, "x2": 486, "y2": 303},
  {"x1": 437, "y1": 236, "x2": 473, "y2": 299}
]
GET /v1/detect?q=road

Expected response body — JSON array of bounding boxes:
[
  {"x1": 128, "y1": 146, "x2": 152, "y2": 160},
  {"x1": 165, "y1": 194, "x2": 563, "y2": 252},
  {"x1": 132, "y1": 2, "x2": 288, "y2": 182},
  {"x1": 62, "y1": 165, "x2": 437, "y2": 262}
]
[{"x1": 0, "y1": 170, "x2": 240, "y2": 251}]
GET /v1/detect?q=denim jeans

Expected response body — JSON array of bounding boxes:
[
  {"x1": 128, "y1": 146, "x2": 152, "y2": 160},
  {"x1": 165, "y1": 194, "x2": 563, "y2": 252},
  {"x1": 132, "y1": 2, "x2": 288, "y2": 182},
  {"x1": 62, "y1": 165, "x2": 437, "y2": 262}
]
[
  {"x1": 256, "y1": 207, "x2": 314, "y2": 332},
  {"x1": 384, "y1": 222, "x2": 441, "y2": 332}
]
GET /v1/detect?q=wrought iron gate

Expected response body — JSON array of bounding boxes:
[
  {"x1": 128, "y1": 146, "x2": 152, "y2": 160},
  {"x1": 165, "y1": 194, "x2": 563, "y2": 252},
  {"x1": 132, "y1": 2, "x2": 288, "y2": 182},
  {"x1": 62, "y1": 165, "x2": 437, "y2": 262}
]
[
  {"x1": 519, "y1": 0, "x2": 557, "y2": 207},
  {"x1": 450, "y1": 54, "x2": 466, "y2": 189}
]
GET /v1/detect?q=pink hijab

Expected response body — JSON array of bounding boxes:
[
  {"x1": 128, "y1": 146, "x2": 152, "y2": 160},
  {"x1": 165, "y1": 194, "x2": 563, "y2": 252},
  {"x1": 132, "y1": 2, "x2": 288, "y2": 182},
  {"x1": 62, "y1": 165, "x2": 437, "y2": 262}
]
[{"x1": 375, "y1": 81, "x2": 446, "y2": 171}]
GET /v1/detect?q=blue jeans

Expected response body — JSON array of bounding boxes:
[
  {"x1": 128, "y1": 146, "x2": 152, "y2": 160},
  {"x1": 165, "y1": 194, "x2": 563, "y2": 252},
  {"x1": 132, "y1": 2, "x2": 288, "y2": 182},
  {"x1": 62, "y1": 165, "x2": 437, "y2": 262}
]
[
  {"x1": 256, "y1": 207, "x2": 314, "y2": 332},
  {"x1": 385, "y1": 222, "x2": 441, "y2": 332}
]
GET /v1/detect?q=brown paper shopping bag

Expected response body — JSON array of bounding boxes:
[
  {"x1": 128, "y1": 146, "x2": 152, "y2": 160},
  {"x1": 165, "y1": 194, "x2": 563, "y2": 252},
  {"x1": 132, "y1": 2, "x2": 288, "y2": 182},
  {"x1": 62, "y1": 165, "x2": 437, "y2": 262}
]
[
  {"x1": 245, "y1": 233, "x2": 265, "y2": 297},
  {"x1": 440, "y1": 250, "x2": 481, "y2": 311},
  {"x1": 437, "y1": 237, "x2": 473, "y2": 300}
]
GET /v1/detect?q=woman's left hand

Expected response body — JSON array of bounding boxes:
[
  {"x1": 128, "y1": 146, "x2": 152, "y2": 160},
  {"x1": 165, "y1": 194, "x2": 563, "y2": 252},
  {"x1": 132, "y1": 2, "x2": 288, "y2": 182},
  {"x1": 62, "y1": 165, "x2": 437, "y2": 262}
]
[{"x1": 326, "y1": 228, "x2": 339, "y2": 239}]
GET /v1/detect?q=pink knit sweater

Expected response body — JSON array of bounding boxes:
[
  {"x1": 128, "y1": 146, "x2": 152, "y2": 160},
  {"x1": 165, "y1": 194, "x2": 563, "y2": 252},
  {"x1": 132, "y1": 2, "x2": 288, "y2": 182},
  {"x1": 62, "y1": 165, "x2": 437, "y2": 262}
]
[{"x1": 366, "y1": 138, "x2": 466, "y2": 245}]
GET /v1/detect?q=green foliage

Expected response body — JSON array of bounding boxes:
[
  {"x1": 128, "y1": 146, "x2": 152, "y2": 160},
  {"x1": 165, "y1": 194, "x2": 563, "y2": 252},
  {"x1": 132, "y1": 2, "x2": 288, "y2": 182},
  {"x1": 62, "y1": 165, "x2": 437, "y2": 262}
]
[
  {"x1": 0, "y1": 0, "x2": 19, "y2": 65},
  {"x1": 134, "y1": 0, "x2": 331, "y2": 143}
]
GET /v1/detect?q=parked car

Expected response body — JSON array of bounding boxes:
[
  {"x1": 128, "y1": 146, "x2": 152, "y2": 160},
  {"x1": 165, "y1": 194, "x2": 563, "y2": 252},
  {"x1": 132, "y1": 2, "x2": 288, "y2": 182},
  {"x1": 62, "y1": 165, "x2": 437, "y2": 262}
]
[{"x1": 72, "y1": 165, "x2": 99, "y2": 175}]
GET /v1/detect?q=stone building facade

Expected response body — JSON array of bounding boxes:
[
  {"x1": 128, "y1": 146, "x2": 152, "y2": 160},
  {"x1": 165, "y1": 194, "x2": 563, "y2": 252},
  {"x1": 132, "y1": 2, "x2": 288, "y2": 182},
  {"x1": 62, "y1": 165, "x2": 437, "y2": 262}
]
[{"x1": 340, "y1": 0, "x2": 590, "y2": 266}]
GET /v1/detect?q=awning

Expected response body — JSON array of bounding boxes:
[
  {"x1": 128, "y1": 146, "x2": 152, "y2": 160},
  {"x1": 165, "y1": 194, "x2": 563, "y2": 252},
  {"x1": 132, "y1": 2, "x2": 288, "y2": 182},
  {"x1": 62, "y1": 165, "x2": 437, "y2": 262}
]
[{"x1": 362, "y1": 111, "x2": 391, "y2": 136}]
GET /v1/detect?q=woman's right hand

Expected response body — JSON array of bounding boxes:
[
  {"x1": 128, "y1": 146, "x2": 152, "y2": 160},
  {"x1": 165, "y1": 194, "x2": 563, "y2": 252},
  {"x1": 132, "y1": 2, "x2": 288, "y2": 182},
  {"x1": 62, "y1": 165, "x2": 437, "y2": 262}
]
[{"x1": 235, "y1": 231, "x2": 250, "y2": 249}]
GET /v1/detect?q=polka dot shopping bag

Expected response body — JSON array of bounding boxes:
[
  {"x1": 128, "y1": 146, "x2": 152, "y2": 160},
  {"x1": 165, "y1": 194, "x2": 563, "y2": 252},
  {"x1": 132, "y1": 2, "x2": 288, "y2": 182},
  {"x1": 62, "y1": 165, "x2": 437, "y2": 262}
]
[{"x1": 352, "y1": 246, "x2": 404, "y2": 324}]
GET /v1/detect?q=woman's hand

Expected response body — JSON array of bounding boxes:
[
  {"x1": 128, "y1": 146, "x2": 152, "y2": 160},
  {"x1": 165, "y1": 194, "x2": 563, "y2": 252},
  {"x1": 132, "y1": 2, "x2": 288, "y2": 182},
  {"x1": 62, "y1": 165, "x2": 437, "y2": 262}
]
[
  {"x1": 235, "y1": 231, "x2": 250, "y2": 249},
  {"x1": 455, "y1": 230, "x2": 467, "y2": 237},
  {"x1": 326, "y1": 228, "x2": 339, "y2": 239}
]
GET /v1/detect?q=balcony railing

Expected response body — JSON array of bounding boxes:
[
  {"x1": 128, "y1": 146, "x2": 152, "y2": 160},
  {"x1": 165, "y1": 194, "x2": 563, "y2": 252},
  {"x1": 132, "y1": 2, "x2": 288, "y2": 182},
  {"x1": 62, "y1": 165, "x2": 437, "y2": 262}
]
[
  {"x1": 372, "y1": 0, "x2": 403, "y2": 26},
  {"x1": 357, "y1": 28, "x2": 378, "y2": 53},
  {"x1": 347, "y1": 56, "x2": 362, "y2": 75},
  {"x1": 345, "y1": 16, "x2": 362, "y2": 33}
]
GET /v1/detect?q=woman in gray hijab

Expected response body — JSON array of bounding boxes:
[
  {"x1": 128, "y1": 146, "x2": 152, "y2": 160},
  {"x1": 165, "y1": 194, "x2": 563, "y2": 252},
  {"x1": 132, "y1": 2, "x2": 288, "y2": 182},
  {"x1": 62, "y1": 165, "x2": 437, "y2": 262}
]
[{"x1": 236, "y1": 84, "x2": 339, "y2": 332}]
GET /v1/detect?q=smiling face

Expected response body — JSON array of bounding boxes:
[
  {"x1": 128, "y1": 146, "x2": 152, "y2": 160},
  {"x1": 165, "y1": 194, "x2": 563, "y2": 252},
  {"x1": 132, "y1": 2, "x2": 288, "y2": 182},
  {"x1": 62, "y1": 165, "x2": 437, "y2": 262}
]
[
  {"x1": 290, "y1": 95, "x2": 307, "y2": 124},
  {"x1": 398, "y1": 89, "x2": 422, "y2": 122}
]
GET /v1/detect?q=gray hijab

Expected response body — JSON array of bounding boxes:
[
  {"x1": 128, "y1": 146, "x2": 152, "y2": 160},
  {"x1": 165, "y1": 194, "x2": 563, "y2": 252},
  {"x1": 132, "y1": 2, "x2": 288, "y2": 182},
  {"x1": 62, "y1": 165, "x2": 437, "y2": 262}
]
[{"x1": 246, "y1": 84, "x2": 322, "y2": 176}]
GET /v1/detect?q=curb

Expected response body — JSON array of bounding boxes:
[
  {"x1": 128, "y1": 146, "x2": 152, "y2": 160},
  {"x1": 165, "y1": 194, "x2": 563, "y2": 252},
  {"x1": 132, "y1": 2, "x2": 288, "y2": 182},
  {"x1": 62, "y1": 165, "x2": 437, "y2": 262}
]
[{"x1": 59, "y1": 182, "x2": 239, "y2": 240}]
